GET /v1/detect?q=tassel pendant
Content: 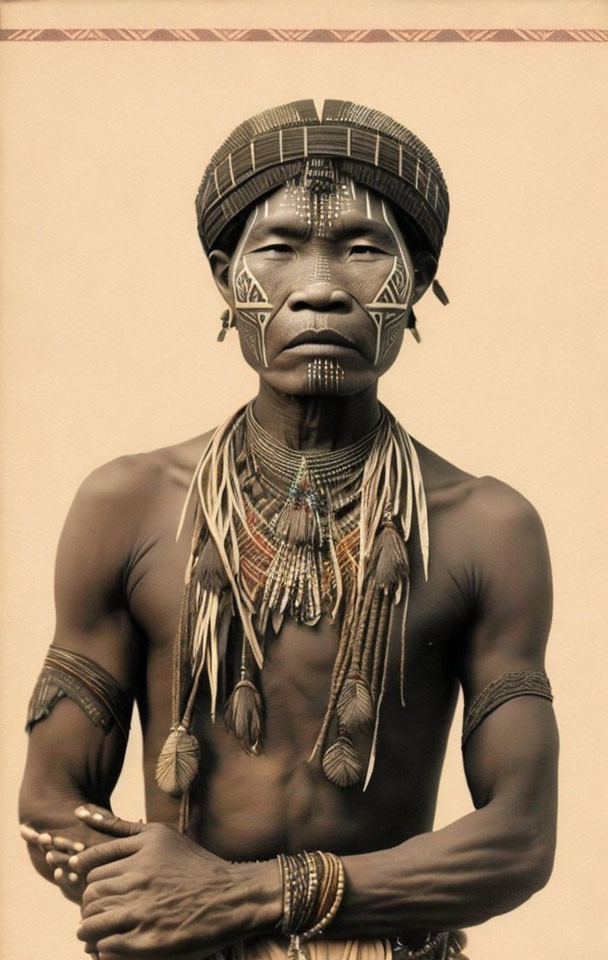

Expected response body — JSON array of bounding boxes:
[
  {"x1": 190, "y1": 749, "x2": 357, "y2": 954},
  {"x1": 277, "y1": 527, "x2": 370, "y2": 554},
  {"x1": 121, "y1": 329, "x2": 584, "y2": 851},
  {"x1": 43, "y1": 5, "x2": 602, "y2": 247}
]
[
  {"x1": 322, "y1": 734, "x2": 363, "y2": 787},
  {"x1": 155, "y1": 724, "x2": 200, "y2": 797},
  {"x1": 374, "y1": 518, "x2": 410, "y2": 594},
  {"x1": 336, "y1": 674, "x2": 373, "y2": 732},
  {"x1": 224, "y1": 679, "x2": 263, "y2": 754}
]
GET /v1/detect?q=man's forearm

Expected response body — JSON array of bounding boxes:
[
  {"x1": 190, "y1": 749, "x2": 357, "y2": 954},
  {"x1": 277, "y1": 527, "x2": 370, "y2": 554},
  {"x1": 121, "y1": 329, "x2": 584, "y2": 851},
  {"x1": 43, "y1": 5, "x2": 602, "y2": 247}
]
[
  {"x1": 227, "y1": 797, "x2": 553, "y2": 949},
  {"x1": 328, "y1": 801, "x2": 554, "y2": 937}
]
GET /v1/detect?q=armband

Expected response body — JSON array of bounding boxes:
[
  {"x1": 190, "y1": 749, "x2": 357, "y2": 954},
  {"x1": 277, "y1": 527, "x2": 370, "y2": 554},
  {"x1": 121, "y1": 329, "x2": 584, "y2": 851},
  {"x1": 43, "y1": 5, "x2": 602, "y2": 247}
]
[
  {"x1": 26, "y1": 644, "x2": 132, "y2": 740},
  {"x1": 462, "y1": 669, "x2": 553, "y2": 747}
]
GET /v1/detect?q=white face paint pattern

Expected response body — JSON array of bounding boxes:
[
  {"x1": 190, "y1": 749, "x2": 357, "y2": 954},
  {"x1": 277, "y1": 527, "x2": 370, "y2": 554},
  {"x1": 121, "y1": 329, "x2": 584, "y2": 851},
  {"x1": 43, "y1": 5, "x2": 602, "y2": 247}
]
[
  {"x1": 307, "y1": 358, "x2": 345, "y2": 394},
  {"x1": 231, "y1": 206, "x2": 274, "y2": 367},
  {"x1": 364, "y1": 197, "x2": 414, "y2": 366}
]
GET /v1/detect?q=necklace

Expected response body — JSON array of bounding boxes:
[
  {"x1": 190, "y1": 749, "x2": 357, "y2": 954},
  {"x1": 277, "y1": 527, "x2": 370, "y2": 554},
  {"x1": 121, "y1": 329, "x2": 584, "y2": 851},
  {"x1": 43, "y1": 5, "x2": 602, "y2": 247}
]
[
  {"x1": 155, "y1": 401, "x2": 429, "y2": 817},
  {"x1": 242, "y1": 404, "x2": 381, "y2": 629}
]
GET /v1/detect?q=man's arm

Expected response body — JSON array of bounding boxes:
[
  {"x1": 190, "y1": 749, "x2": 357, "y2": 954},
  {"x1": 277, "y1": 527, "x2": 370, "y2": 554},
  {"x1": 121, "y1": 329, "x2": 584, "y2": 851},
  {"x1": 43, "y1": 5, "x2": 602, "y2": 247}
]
[
  {"x1": 19, "y1": 457, "x2": 147, "y2": 901},
  {"x1": 73, "y1": 478, "x2": 558, "y2": 955},
  {"x1": 333, "y1": 479, "x2": 558, "y2": 935}
]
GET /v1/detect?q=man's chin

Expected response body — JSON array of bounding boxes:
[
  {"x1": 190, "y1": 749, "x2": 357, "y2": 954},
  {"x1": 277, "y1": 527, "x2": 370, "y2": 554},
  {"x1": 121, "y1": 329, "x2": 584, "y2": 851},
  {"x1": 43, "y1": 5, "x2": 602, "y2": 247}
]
[{"x1": 257, "y1": 367, "x2": 379, "y2": 398}]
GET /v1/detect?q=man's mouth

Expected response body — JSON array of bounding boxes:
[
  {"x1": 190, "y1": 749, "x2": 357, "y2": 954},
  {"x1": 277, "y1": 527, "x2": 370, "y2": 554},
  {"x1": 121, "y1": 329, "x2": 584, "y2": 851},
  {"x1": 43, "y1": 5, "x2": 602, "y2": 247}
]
[{"x1": 285, "y1": 329, "x2": 359, "y2": 351}]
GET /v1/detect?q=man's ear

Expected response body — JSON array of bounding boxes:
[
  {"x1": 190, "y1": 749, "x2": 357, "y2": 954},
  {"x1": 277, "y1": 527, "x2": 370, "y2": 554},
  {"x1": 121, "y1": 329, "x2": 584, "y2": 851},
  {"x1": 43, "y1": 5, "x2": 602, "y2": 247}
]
[
  {"x1": 411, "y1": 251, "x2": 437, "y2": 304},
  {"x1": 208, "y1": 249, "x2": 234, "y2": 306}
]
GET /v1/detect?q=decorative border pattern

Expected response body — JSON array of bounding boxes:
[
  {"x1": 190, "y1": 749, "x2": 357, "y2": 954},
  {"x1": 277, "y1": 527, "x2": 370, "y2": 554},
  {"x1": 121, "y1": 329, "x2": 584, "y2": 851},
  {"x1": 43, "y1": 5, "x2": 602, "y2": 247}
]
[{"x1": 1, "y1": 27, "x2": 607, "y2": 43}]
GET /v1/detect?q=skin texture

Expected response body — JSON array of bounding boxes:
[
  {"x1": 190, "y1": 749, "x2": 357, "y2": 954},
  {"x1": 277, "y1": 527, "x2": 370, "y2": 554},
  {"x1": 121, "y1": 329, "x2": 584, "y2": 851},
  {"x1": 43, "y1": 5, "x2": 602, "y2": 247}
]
[{"x1": 20, "y1": 180, "x2": 558, "y2": 960}]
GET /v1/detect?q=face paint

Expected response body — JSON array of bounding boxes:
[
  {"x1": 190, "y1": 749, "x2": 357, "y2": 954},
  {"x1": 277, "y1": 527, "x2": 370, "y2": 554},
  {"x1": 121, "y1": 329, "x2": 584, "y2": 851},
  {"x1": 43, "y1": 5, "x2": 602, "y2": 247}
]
[
  {"x1": 307, "y1": 358, "x2": 345, "y2": 395},
  {"x1": 307, "y1": 252, "x2": 332, "y2": 286},
  {"x1": 231, "y1": 207, "x2": 273, "y2": 367},
  {"x1": 283, "y1": 160, "x2": 354, "y2": 240},
  {"x1": 231, "y1": 175, "x2": 414, "y2": 378},
  {"x1": 231, "y1": 165, "x2": 354, "y2": 368},
  {"x1": 363, "y1": 198, "x2": 414, "y2": 366}
]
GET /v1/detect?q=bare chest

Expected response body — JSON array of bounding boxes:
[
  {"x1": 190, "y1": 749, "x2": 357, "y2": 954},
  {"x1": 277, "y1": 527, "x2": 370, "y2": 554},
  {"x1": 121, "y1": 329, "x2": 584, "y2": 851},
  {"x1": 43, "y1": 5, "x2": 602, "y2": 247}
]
[{"x1": 126, "y1": 491, "x2": 469, "y2": 856}]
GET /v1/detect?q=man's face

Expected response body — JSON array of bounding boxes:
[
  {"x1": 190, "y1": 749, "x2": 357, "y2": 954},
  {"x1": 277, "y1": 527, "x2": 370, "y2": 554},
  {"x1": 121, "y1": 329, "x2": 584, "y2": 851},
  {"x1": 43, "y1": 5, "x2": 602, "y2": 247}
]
[{"x1": 220, "y1": 177, "x2": 417, "y2": 396}]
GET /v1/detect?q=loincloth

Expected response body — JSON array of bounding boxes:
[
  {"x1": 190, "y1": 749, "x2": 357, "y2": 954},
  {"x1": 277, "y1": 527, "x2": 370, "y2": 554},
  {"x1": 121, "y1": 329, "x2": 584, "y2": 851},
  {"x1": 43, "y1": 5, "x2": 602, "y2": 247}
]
[{"x1": 222, "y1": 933, "x2": 468, "y2": 960}]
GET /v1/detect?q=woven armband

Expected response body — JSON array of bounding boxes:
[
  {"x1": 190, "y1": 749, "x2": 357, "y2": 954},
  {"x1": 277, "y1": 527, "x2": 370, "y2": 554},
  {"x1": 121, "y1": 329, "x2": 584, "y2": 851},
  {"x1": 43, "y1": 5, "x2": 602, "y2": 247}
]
[
  {"x1": 26, "y1": 645, "x2": 132, "y2": 740},
  {"x1": 277, "y1": 850, "x2": 345, "y2": 959},
  {"x1": 462, "y1": 669, "x2": 553, "y2": 747}
]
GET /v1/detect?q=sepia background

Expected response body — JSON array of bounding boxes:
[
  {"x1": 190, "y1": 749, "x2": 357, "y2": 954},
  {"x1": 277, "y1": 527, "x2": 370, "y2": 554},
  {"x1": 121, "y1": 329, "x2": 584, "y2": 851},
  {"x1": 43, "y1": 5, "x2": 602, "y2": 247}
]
[{"x1": 2, "y1": 0, "x2": 607, "y2": 957}]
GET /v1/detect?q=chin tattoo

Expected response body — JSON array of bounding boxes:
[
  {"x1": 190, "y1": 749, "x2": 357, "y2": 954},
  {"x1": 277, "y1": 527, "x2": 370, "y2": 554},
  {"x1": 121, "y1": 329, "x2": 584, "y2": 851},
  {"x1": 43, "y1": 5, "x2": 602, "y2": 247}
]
[{"x1": 307, "y1": 358, "x2": 345, "y2": 394}]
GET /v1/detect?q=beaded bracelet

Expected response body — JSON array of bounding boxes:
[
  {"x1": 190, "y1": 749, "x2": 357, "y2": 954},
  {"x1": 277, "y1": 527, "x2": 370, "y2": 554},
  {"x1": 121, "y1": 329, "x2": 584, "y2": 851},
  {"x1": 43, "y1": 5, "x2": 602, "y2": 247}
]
[{"x1": 277, "y1": 851, "x2": 346, "y2": 959}]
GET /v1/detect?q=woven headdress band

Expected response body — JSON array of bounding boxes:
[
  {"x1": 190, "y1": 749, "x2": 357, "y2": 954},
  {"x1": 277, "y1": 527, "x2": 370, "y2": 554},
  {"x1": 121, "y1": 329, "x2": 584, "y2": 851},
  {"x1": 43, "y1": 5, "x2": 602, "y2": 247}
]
[{"x1": 196, "y1": 99, "x2": 449, "y2": 264}]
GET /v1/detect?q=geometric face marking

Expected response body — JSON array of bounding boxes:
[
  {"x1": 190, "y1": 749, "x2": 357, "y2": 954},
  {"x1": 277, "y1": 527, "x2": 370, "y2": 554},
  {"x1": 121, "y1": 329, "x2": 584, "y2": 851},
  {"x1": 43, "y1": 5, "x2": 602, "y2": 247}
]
[
  {"x1": 364, "y1": 198, "x2": 414, "y2": 365},
  {"x1": 308, "y1": 252, "x2": 332, "y2": 285},
  {"x1": 307, "y1": 358, "x2": 345, "y2": 395},
  {"x1": 231, "y1": 207, "x2": 273, "y2": 367}
]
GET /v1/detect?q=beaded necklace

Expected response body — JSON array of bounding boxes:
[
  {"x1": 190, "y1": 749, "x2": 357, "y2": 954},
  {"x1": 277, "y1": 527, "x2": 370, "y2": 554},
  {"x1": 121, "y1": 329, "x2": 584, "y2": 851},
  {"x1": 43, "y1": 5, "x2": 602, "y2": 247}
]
[{"x1": 155, "y1": 401, "x2": 429, "y2": 818}]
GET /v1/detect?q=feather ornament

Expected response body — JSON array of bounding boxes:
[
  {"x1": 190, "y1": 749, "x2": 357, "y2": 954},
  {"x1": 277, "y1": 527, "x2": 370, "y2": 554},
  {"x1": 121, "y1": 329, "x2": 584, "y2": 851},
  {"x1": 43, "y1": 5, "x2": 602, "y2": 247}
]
[
  {"x1": 224, "y1": 679, "x2": 262, "y2": 753},
  {"x1": 336, "y1": 674, "x2": 373, "y2": 731},
  {"x1": 373, "y1": 521, "x2": 410, "y2": 594},
  {"x1": 322, "y1": 734, "x2": 363, "y2": 787},
  {"x1": 198, "y1": 537, "x2": 229, "y2": 593}
]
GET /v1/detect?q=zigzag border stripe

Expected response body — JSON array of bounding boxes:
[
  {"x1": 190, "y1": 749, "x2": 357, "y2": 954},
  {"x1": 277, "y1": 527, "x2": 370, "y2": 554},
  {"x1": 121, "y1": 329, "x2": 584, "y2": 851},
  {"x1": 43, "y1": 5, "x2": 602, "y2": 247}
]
[{"x1": 1, "y1": 27, "x2": 608, "y2": 43}]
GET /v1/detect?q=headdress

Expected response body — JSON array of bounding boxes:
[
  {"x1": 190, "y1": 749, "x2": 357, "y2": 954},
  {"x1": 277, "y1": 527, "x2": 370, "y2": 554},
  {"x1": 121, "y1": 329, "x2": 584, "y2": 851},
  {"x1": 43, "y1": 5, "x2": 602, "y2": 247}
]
[{"x1": 196, "y1": 99, "x2": 449, "y2": 271}]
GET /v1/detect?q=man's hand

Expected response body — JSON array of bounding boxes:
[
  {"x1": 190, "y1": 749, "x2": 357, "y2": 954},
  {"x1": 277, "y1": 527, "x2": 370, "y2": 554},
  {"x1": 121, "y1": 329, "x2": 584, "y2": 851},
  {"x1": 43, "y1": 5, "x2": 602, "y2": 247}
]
[
  {"x1": 20, "y1": 822, "x2": 88, "y2": 903},
  {"x1": 71, "y1": 804, "x2": 279, "y2": 960}
]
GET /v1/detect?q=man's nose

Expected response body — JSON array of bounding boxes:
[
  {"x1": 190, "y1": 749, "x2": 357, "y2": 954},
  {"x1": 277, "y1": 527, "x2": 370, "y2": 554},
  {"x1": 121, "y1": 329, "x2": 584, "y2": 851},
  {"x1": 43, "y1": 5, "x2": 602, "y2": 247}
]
[{"x1": 286, "y1": 283, "x2": 352, "y2": 313}]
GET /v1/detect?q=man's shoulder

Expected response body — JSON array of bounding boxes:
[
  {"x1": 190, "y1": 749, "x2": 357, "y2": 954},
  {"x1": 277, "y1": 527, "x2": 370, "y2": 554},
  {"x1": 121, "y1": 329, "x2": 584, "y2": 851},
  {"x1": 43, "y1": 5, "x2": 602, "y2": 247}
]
[
  {"x1": 74, "y1": 430, "x2": 216, "y2": 515},
  {"x1": 414, "y1": 439, "x2": 545, "y2": 545}
]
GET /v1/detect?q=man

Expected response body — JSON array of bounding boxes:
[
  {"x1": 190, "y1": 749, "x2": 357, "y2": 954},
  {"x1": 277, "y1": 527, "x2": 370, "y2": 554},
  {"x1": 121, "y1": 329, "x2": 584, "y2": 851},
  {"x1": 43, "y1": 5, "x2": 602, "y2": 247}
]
[{"x1": 19, "y1": 99, "x2": 557, "y2": 960}]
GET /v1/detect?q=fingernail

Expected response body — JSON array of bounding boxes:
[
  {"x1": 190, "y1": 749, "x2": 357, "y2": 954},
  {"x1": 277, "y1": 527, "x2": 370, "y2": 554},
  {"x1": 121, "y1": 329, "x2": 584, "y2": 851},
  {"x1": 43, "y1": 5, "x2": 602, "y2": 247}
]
[
  {"x1": 92, "y1": 812, "x2": 104, "y2": 821},
  {"x1": 68, "y1": 855, "x2": 79, "y2": 868},
  {"x1": 45, "y1": 851, "x2": 55, "y2": 865},
  {"x1": 68, "y1": 872, "x2": 79, "y2": 883},
  {"x1": 53, "y1": 867, "x2": 63, "y2": 881},
  {"x1": 39, "y1": 833, "x2": 52, "y2": 845},
  {"x1": 72, "y1": 841, "x2": 85, "y2": 852},
  {"x1": 75, "y1": 805, "x2": 89, "y2": 818}
]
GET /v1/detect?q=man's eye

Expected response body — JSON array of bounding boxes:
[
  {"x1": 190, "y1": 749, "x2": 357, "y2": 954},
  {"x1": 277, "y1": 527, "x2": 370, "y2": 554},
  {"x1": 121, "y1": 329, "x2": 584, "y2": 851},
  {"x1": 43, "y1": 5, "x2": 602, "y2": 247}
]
[
  {"x1": 252, "y1": 244, "x2": 293, "y2": 256},
  {"x1": 349, "y1": 245, "x2": 386, "y2": 257}
]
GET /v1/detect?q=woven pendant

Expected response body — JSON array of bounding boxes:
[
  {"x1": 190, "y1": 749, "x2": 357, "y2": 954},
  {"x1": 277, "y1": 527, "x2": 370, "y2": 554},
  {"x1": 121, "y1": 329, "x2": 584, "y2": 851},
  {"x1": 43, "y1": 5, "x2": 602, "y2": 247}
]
[
  {"x1": 336, "y1": 674, "x2": 373, "y2": 732},
  {"x1": 322, "y1": 734, "x2": 363, "y2": 787},
  {"x1": 155, "y1": 724, "x2": 200, "y2": 797},
  {"x1": 224, "y1": 679, "x2": 263, "y2": 754}
]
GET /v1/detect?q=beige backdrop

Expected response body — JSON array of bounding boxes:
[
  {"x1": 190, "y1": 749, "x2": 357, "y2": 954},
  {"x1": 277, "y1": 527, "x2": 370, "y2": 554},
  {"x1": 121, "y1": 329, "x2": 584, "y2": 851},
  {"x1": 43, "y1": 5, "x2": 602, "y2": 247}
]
[{"x1": 2, "y1": 1, "x2": 607, "y2": 957}]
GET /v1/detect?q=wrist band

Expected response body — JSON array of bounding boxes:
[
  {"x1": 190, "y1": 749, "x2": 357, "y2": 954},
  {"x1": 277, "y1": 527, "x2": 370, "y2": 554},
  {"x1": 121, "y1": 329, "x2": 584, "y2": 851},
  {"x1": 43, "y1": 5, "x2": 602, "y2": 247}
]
[{"x1": 277, "y1": 851, "x2": 345, "y2": 959}]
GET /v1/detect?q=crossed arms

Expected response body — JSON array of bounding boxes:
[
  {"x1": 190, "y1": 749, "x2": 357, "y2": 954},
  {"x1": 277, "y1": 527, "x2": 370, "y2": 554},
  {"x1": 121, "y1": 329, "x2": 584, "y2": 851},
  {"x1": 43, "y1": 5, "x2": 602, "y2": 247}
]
[{"x1": 19, "y1": 461, "x2": 559, "y2": 957}]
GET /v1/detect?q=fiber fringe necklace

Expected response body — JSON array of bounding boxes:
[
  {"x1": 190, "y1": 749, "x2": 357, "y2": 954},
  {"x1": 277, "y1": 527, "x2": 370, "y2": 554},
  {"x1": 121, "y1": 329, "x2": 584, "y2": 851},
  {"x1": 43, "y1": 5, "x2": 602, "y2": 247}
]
[{"x1": 155, "y1": 401, "x2": 429, "y2": 805}]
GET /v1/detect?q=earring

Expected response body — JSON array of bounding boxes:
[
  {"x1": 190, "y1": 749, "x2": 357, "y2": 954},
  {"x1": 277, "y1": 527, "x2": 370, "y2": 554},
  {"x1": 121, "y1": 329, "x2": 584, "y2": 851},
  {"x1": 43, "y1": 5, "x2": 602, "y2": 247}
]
[
  {"x1": 217, "y1": 308, "x2": 235, "y2": 342},
  {"x1": 407, "y1": 309, "x2": 421, "y2": 343},
  {"x1": 432, "y1": 278, "x2": 449, "y2": 305}
]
